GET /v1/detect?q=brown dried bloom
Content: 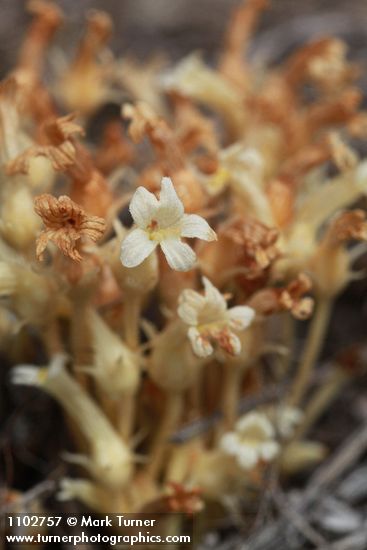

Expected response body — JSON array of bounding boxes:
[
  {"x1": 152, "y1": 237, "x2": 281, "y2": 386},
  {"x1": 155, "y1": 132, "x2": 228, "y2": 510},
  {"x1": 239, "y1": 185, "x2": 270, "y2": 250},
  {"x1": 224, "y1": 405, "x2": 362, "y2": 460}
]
[
  {"x1": 34, "y1": 194, "x2": 106, "y2": 261},
  {"x1": 279, "y1": 273, "x2": 314, "y2": 319},
  {"x1": 284, "y1": 38, "x2": 340, "y2": 88},
  {"x1": 306, "y1": 39, "x2": 359, "y2": 93},
  {"x1": 326, "y1": 210, "x2": 367, "y2": 246},
  {"x1": 171, "y1": 93, "x2": 218, "y2": 157},
  {"x1": 7, "y1": 114, "x2": 84, "y2": 175},
  {"x1": 123, "y1": 102, "x2": 184, "y2": 171},
  {"x1": 306, "y1": 88, "x2": 362, "y2": 136},
  {"x1": 225, "y1": 217, "x2": 280, "y2": 278},
  {"x1": 248, "y1": 273, "x2": 314, "y2": 320},
  {"x1": 164, "y1": 482, "x2": 204, "y2": 515}
]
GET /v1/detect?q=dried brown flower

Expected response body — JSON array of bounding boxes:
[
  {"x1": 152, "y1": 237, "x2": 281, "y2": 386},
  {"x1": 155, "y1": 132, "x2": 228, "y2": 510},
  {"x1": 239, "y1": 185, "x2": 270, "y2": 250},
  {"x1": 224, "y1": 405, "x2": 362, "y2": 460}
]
[
  {"x1": 225, "y1": 217, "x2": 280, "y2": 278},
  {"x1": 306, "y1": 40, "x2": 359, "y2": 93},
  {"x1": 123, "y1": 102, "x2": 184, "y2": 172},
  {"x1": 171, "y1": 93, "x2": 218, "y2": 156},
  {"x1": 326, "y1": 209, "x2": 367, "y2": 246},
  {"x1": 248, "y1": 273, "x2": 314, "y2": 320},
  {"x1": 34, "y1": 194, "x2": 106, "y2": 261},
  {"x1": 279, "y1": 273, "x2": 314, "y2": 319},
  {"x1": 284, "y1": 38, "x2": 338, "y2": 88},
  {"x1": 306, "y1": 88, "x2": 362, "y2": 135},
  {"x1": 164, "y1": 482, "x2": 204, "y2": 515},
  {"x1": 7, "y1": 114, "x2": 84, "y2": 174}
]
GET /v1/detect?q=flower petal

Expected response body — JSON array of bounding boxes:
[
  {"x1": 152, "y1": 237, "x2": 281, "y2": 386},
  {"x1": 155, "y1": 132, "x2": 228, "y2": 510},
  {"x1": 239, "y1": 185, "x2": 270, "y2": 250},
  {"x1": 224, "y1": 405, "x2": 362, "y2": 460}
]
[
  {"x1": 188, "y1": 327, "x2": 213, "y2": 357},
  {"x1": 129, "y1": 186, "x2": 159, "y2": 228},
  {"x1": 202, "y1": 276, "x2": 227, "y2": 313},
  {"x1": 177, "y1": 289, "x2": 205, "y2": 325},
  {"x1": 181, "y1": 214, "x2": 217, "y2": 241},
  {"x1": 157, "y1": 177, "x2": 184, "y2": 228},
  {"x1": 220, "y1": 432, "x2": 240, "y2": 456},
  {"x1": 227, "y1": 306, "x2": 255, "y2": 331},
  {"x1": 120, "y1": 228, "x2": 157, "y2": 268},
  {"x1": 160, "y1": 238, "x2": 196, "y2": 271},
  {"x1": 215, "y1": 329, "x2": 241, "y2": 356},
  {"x1": 236, "y1": 412, "x2": 274, "y2": 438},
  {"x1": 237, "y1": 446, "x2": 259, "y2": 470},
  {"x1": 260, "y1": 441, "x2": 279, "y2": 462}
]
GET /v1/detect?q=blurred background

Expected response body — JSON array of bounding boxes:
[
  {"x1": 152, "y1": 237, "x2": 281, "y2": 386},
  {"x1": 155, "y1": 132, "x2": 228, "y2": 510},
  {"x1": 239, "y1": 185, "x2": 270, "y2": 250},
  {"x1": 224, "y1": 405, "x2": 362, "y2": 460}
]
[{"x1": 1, "y1": 0, "x2": 367, "y2": 73}]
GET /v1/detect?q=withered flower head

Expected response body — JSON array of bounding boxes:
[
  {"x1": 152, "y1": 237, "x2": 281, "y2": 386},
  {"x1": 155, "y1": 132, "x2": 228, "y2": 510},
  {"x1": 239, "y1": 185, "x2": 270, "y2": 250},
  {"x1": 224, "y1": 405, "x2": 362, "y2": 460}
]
[
  {"x1": 122, "y1": 101, "x2": 184, "y2": 171},
  {"x1": 7, "y1": 114, "x2": 84, "y2": 175},
  {"x1": 278, "y1": 273, "x2": 314, "y2": 320},
  {"x1": 123, "y1": 101, "x2": 157, "y2": 143},
  {"x1": 171, "y1": 93, "x2": 218, "y2": 156},
  {"x1": 164, "y1": 482, "x2": 204, "y2": 515},
  {"x1": 224, "y1": 217, "x2": 280, "y2": 278},
  {"x1": 248, "y1": 273, "x2": 314, "y2": 320},
  {"x1": 326, "y1": 209, "x2": 367, "y2": 246},
  {"x1": 42, "y1": 113, "x2": 85, "y2": 144},
  {"x1": 306, "y1": 39, "x2": 359, "y2": 93},
  {"x1": 34, "y1": 194, "x2": 106, "y2": 261}
]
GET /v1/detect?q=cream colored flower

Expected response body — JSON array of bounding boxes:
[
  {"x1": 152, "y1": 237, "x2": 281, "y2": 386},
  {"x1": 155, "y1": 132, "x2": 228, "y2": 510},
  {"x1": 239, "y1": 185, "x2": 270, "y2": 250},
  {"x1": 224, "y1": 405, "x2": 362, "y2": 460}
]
[
  {"x1": 274, "y1": 406, "x2": 303, "y2": 438},
  {"x1": 178, "y1": 276, "x2": 255, "y2": 357},
  {"x1": 120, "y1": 177, "x2": 216, "y2": 271},
  {"x1": 220, "y1": 411, "x2": 279, "y2": 470}
]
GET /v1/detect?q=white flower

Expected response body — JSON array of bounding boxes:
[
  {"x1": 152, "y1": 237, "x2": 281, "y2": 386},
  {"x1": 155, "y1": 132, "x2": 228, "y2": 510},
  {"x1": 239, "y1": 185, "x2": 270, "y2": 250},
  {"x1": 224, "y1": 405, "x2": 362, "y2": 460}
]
[
  {"x1": 275, "y1": 406, "x2": 303, "y2": 438},
  {"x1": 220, "y1": 412, "x2": 279, "y2": 470},
  {"x1": 178, "y1": 276, "x2": 255, "y2": 357},
  {"x1": 120, "y1": 177, "x2": 216, "y2": 271}
]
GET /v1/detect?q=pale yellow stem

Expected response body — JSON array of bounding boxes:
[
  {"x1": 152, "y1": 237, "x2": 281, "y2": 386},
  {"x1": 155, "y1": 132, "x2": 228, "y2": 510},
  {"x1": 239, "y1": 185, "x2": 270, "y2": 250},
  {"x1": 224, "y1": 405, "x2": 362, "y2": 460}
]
[
  {"x1": 277, "y1": 313, "x2": 295, "y2": 378},
  {"x1": 221, "y1": 363, "x2": 242, "y2": 431},
  {"x1": 43, "y1": 319, "x2": 63, "y2": 356},
  {"x1": 145, "y1": 392, "x2": 183, "y2": 479},
  {"x1": 118, "y1": 293, "x2": 142, "y2": 441},
  {"x1": 288, "y1": 297, "x2": 332, "y2": 407},
  {"x1": 123, "y1": 293, "x2": 141, "y2": 350},
  {"x1": 117, "y1": 392, "x2": 136, "y2": 441}
]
